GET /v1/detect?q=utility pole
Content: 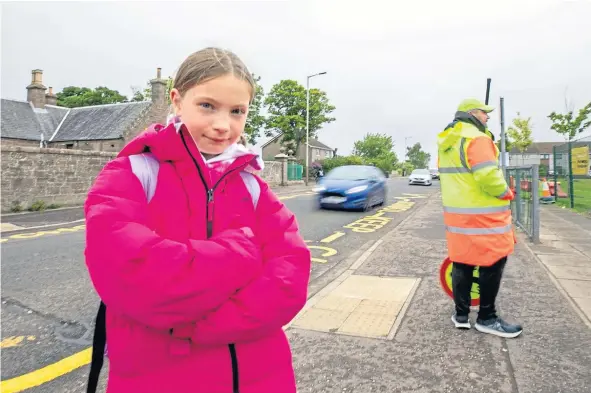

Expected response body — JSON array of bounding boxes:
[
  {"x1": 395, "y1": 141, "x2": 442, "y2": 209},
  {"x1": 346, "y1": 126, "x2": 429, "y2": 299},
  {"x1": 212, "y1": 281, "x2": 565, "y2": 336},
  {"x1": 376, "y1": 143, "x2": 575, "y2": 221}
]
[{"x1": 305, "y1": 71, "x2": 327, "y2": 185}]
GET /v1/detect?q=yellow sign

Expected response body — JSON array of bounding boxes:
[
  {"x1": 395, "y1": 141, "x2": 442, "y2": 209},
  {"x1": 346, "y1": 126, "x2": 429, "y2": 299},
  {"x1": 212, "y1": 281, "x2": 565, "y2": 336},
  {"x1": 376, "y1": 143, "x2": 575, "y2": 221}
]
[{"x1": 571, "y1": 146, "x2": 590, "y2": 176}]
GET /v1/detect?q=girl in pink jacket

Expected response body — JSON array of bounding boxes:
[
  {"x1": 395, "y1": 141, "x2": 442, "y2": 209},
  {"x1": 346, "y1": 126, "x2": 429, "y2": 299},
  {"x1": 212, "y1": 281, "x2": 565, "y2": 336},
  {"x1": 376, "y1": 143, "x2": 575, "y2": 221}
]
[{"x1": 84, "y1": 47, "x2": 311, "y2": 393}]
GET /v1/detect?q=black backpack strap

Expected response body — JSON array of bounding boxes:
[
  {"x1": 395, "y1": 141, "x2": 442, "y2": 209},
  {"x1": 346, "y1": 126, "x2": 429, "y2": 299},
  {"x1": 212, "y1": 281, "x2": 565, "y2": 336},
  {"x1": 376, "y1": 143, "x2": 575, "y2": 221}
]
[{"x1": 87, "y1": 301, "x2": 107, "y2": 393}]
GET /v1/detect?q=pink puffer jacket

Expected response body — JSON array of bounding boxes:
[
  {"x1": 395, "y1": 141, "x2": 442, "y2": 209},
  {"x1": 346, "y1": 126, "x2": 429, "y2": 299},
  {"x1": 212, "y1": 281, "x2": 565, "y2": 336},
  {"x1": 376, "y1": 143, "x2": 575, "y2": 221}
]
[{"x1": 84, "y1": 121, "x2": 311, "y2": 393}]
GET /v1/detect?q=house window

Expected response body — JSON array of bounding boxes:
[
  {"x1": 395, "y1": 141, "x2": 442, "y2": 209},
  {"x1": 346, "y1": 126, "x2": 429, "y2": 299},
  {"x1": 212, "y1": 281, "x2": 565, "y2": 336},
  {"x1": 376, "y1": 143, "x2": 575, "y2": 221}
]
[
  {"x1": 541, "y1": 154, "x2": 550, "y2": 160},
  {"x1": 65, "y1": 143, "x2": 74, "y2": 149}
]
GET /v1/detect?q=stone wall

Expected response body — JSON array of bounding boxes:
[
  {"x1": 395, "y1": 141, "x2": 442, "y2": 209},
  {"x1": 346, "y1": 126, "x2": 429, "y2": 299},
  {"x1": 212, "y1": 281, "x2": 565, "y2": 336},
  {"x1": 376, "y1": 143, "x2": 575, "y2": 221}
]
[
  {"x1": 1, "y1": 146, "x2": 287, "y2": 212},
  {"x1": 1, "y1": 138, "x2": 41, "y2": 148},
  {"x1": 1, "y1": 146, "x2": 117, "y2": 212},
  {"x1": 48, "y1": 139, "x2": 125, "y2": 153},
  {"x1": 254, "y1": 161, "x2": 283, "y2": 186}
]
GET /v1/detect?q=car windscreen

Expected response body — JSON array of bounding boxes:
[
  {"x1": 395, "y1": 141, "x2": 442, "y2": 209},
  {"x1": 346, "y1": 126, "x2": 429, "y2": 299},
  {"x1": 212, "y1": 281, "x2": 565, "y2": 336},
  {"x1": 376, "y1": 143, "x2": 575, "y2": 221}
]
[
  {"x1": 326, "y1": 166, "x2": 372, "y2": 180},
  {"x1": 412, "y1": 169, "x2": 430, "y2": 175}
]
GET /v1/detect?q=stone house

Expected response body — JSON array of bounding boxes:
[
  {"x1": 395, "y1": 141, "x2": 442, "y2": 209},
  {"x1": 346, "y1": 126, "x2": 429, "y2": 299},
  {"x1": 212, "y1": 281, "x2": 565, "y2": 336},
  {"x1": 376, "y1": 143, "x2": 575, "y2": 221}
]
[
  {"x1": 1, "y1": 68, "x2": 169, "y2": 151},
  {"x1": 509, "y1": 142, "x2": 564, "y2": 168},
  {"x1": 261, "y1": 133, "x2": 336, "y2": 163}
]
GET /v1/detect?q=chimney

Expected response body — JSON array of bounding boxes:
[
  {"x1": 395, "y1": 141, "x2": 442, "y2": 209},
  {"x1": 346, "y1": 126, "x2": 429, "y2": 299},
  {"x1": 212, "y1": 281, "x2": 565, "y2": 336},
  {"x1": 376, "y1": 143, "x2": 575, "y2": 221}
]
[
  {"x1": 45, "y1": 87, "x2": 57, "y2": 106},
  {"x1": 27, "y1": 69, "x2": 47, "y2": 108},
  {"x1": 150, "y1": 67, "x2": 167, "y2": 106}
]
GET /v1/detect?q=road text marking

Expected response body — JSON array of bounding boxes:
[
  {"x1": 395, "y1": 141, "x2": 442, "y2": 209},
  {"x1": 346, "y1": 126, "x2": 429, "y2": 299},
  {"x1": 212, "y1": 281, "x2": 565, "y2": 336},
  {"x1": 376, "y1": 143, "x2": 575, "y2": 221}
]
[{"x1": 0, "y1": 336, "x2": 36, "y2": 349}]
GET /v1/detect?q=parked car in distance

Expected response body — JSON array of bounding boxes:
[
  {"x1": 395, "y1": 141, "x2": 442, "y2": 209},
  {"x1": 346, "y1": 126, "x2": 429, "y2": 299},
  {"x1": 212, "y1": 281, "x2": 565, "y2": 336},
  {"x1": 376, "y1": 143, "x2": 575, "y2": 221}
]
[
  {"x1": 314, "y1": 165, "x2": 387, "y2": 211},
  {"x1": 409, "y1": 169, "x2": 433, "y2": 186},
  {"x1": 429, "y1": 168, "x2": 440, "y2": 179}
]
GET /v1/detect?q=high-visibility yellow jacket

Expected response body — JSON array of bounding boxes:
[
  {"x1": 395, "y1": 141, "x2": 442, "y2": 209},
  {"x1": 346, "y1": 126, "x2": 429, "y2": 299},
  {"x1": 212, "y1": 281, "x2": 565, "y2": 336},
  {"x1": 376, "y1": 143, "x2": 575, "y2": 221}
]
[{"x1": 437, "y1": 114, "x2": 515, "y2": 266}]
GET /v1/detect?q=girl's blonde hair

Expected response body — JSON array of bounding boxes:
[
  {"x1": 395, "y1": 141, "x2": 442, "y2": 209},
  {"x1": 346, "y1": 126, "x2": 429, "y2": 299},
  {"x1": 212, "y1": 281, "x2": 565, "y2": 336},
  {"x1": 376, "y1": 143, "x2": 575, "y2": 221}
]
[{"x1": 172, "y1": 47, "x2": 256, "y2": 103}]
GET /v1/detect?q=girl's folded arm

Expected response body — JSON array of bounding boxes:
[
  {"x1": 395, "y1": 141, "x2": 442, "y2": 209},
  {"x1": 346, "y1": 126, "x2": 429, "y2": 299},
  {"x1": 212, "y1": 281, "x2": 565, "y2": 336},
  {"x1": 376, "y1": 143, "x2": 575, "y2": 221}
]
[
  {"x1": 84, "y1": 157, "x2": 261, "y2": 330},
  {"x1": 187, "y1": 179, "x2": 311, "y2": 345}
]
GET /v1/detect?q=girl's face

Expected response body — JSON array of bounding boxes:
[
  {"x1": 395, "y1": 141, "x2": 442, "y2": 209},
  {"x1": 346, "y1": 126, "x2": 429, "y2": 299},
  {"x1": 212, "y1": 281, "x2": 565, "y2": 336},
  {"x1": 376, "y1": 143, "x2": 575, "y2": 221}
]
[{"x1": 170, "y1": 74, "x2": 251, "y2": 155}]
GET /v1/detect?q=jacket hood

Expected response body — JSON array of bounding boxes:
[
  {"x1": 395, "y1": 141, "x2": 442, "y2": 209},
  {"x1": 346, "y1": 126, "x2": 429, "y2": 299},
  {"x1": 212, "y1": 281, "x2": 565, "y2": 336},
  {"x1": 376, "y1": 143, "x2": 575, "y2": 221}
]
[
  {"x1": 118, "y1": 120, "x2": 264, "y2": 172},
  {"x1": 438, "y1": 111, "x2": 495, "y2": 152}
]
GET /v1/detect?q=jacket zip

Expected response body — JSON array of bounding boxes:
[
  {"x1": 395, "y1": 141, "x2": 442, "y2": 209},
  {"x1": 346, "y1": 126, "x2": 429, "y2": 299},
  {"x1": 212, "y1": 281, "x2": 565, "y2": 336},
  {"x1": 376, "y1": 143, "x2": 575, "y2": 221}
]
[{"x1": 180, "y1": 131, "x2": 242, "y2": 393}]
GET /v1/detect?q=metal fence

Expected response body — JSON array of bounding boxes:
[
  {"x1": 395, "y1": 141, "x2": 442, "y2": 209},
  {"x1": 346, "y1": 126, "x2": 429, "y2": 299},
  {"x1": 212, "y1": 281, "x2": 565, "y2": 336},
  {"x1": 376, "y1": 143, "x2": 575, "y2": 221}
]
[
  {"x1": 506, "y1": 165, "x2": 540, "y2": 243},
  {"x1": 287, "y1": 162, "x2": 303, "y2": 181},
  {"x1": 552, "y1": 135, "x2": 591, "y2": 213}
]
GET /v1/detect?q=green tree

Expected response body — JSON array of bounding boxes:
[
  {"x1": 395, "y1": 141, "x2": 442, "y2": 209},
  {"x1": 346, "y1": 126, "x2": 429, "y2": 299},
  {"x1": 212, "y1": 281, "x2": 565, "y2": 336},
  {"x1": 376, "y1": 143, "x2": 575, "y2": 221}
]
[
  {"x1": 352, "y1": 133, "x2": 398, "y2": 175},
  {"x1": 396, "y1": 161, "x2": 416, "y2": 176},
  {"x1": 56, "y1": 86, "x2": 128, "y2": 108},
  {"x1": 264, "y1": 79, "x2": 336, "y2": 156},
  {"x1": 244, "y1": 74, "x2": 266, "y2": 145},
  {"x1": 548, "y1": 102, "x2": 591, "y2": 141},
  {"x1": 406, "y1": 142, "x2": 431, "y2": 169},
  {"x1": 507, "y1": 112, "x2": 533, "y2": 153}
]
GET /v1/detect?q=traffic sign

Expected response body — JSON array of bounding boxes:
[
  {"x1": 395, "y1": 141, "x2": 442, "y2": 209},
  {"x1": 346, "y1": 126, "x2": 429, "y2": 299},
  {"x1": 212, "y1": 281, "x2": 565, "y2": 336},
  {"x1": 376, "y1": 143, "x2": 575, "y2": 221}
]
[{"x1": 439, "y1": 257, "x2": 480, "y2": 306}]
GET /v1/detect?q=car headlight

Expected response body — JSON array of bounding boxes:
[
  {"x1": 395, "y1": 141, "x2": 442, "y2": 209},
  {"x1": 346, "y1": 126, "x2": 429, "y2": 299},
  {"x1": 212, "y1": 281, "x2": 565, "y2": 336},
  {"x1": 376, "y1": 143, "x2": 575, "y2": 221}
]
[
  {"x1": 345, "y1": 185, "x2": 368, "y2": 194},
  {"x1": 313, "y1": 186, "x2": 326, "y2": 193}
]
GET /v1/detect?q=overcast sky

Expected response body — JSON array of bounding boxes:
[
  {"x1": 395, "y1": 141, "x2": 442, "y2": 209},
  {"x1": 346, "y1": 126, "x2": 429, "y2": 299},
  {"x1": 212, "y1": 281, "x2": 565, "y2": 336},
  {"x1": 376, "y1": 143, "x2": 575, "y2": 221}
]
[{"x1": 2, "y1": 0, "x2": 591, "y2": 165}]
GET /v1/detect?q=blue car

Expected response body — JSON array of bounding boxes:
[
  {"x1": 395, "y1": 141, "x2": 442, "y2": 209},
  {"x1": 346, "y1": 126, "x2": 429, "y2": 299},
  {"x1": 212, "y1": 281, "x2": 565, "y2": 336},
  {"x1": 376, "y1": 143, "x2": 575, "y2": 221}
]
[{"x1": 314, "y1": 165, "x2": 387, "y2": 210}]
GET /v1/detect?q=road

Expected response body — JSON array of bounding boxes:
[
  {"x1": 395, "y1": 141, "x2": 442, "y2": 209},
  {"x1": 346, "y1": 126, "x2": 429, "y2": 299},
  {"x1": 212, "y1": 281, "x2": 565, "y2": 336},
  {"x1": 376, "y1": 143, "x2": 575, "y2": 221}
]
[{"x1": 0, "y1": 178, "x2": 440, "y2": 393}]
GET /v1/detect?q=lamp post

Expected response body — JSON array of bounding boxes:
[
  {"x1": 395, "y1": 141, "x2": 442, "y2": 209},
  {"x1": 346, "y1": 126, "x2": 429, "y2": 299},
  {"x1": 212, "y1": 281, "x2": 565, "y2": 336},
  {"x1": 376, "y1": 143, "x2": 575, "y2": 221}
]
[
  {"x1": 404, "y1": 136, "x2": 412, "y2": 160},
  {"x1": 305, "y1": 71, "x2": 327, "y2": 185}
]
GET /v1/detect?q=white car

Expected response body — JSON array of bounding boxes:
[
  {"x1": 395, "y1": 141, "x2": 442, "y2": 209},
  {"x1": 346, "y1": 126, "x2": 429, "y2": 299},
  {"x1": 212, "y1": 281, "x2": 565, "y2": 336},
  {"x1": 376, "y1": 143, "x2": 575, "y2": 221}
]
[{"x1": 409, "y1": 169, "x2": 432, "y2": 186}]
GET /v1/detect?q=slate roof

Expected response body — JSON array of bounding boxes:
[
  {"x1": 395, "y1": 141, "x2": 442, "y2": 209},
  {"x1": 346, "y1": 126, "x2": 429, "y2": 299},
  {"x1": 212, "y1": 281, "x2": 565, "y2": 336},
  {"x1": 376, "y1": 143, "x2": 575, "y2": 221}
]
[
  {"x1": 51, "y1": 101, "x2": 151, "y2": 142},
  {"x1": 1, "y1": 99, "x2": 56, "y2": 141},
  {"x1": 260, "y1": 132, "x2": 334, "y2": 151},
  {"x1": 309, "y1": 138, "x2": 333, "y2": 150},
  {"x1": 1, "y1": 99, "x2": 152, "y2": 142}
]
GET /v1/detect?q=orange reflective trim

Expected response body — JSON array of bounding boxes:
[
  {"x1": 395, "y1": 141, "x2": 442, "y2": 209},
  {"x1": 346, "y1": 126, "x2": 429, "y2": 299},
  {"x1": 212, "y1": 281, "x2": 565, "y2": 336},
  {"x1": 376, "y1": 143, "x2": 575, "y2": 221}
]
[
  {"x1": 466, "y1": 136, "x2": 497, "y2": 169},
  {"x1": 443, "y1": 210, "x2": 512, "y2": 229}
]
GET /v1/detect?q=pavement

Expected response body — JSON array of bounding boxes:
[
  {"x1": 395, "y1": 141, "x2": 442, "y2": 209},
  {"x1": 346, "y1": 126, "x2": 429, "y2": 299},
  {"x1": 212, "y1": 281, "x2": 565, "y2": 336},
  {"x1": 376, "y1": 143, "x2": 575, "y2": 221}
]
[
  {"x1": 2, "y1": 178, "x2": 591, "y2": 392},
  {"x1": 529, "y1": 205, "x2": 591, "y2": 326}
]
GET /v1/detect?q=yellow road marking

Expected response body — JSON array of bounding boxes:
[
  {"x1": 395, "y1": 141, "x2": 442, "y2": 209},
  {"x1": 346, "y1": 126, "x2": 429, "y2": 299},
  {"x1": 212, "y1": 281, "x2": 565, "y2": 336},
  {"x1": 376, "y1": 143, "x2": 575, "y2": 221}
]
[
  {"x1": 0, "y1": 348, "x2": 92, "y2": 393},
  {"x1": 343, "y1": 201, "x2": 415, "y2": 233},
  {"x1": 308, "y1": 245, "x2": 338, "y2": 263},
  {"x1": 278, "y1": 192, "x2": 315, "y2": 201},
  {"x1": 0, "y1": 336, "x2": 36, "y2": 349},
  {"x1": 1, "y1": 225, "x2": 86, "y2": 243},
  {"x1": 400, "y1": 193, "x2": 428, "y2": 199},
  {"x1": 320, "y1": 231, "x2": 345, "y2": 243}
]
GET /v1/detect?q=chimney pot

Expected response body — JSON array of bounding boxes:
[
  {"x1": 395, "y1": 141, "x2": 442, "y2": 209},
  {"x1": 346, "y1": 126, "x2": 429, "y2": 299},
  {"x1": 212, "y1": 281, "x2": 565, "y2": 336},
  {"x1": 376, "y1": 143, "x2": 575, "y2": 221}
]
[
  {"x1": 31, "y1": 69, "x2": 43, "y2": 84},
  {"x1": 157, "y1": 67, "x2": 162, "y2": 79}
]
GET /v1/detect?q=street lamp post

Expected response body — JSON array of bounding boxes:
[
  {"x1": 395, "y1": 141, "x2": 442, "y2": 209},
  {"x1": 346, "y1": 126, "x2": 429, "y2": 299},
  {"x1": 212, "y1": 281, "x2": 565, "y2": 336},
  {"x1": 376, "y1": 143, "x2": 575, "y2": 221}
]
[
  {"x1": 305, "y1": 71, "x2": 327, "y2": 185},
  {"x1": 404, "y1": 136, "x2": 412, "y2": 160}
]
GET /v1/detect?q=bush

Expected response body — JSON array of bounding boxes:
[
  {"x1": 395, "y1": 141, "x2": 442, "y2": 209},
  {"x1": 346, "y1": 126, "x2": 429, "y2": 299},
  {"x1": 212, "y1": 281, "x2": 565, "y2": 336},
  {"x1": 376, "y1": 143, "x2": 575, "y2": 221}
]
[
  {"x1": 320, "y1": 155, "x2": 399, "y2": 176},
  {"x1": 28, "y1": 200, "x2": 47, "y2": 212},
  {"x1": 11, "y1": 201, "x2": 23, "y2": 213},
  {"x1": 321, "y1": 156, "x2": 365, "y2": 172}
]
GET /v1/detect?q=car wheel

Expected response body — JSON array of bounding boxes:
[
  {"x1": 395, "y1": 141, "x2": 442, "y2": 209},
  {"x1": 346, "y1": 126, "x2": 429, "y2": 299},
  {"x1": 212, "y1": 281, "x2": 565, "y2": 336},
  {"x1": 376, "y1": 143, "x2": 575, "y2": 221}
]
[
  {"x1": 363, "y1": 194, "x2": 374, "y2": 212},
  {"x1": 377, "y1": 189, "x2": 386, "y2": 206}
]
